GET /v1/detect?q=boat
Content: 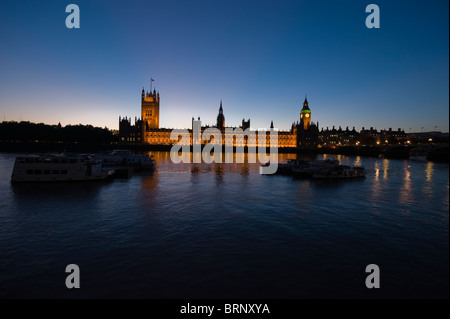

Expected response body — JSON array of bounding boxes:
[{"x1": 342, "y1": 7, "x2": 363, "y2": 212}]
[
  {"x1": 11, "y1": 154, "x2": 114, "y2": 182},
  {"x1": 275, "y1": 159, "x2": 340, "y2": 177},
  {"x1": 272, "y1": 158, "x2": 366, "y2": 179},
  {"x1": 273, "y1": 159, "x2": 295, "y2": 175},
  {"x1": 313, "y1": 165, "x2": 366, "y2": 179},
  {"x1": 96, "y1": 150, "x2": 155, "y2": 170},
  {"x1": 291, "y1": 159, "x2": 340, "y2": 177}
]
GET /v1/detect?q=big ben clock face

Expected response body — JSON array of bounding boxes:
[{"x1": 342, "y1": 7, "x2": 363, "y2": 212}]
[
  {"x1": 300, "y1": 114, "x2": 303, "y2": 119},
  {"x1": 305, "y1": 113, "x2": 310, "y2": 118}
]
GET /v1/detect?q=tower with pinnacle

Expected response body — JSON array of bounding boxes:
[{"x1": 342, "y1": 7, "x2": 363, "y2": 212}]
[
  {"x1": 297, "y1": 95, "x2": 319, "y2": 149},
  {"x1": 216, "y1": 100, "x2": 225, "y2": 129},
  {"x1": 141, "y1": 86, "x2": 160, "y2": 131},
  {"x1": 300, "y1": 96, "x2": 311, "y2": 130}
]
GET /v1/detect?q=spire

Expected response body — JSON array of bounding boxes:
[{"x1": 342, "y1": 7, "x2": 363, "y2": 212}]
[
  {"x1": 301, "y1": 95, "x2": 310, "y2": 111},
  {"x1": 219, "y1": 100, "x2": 223, "y2": 113},
  {"x1": 270, "y1": 120, "x2": 274, "y2": 129}
]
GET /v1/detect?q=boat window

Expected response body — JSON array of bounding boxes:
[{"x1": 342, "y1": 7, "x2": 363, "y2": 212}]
[
  {"x1": 44, "y1": 158, "x2": 52, "y2": 163},
  {"x1": 52, "y1": 159, "x2": 60, "y2": 163},
  {"x1": 61, "y1": 170, "x2": 68, "y2": 174},
  {"x1": 26, "y1": 170, "x2": 33, "y2": 175},
  {"x1": 43, "y1": 170, "x2": 50, "y2": 174},
  {"x1": 17, "y1": 158, "x2": 25, "y2": 163},
  {"x1": 34, "y1": 170, "x2": 41, "y2": 174},
  {"x1": 69, "y1": 159, "x2": 77, "y2": 163},
  {"x1": 52, "y1": 170, "x2": 59, "y2": 174},
  {"x1": 61, "y1": 159, "x2": 68, "y2": 164},
  {"x1": 26, "y1": 158, "x2": 34, "y2": 163},
  {"x1": 35, "y1": 158, "x2": 43, "y2": 163}
]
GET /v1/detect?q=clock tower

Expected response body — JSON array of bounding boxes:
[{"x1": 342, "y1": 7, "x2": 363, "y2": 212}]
[{"x1": 300, "y1": 96, "x2": 311, "y2": 130}]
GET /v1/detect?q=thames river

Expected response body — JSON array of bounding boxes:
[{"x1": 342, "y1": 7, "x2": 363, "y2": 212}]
[{"x1": 0, "y1": 152, "x2": 448, "y2": 298}]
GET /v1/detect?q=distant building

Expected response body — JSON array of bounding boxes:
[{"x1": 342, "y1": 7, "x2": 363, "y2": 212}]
[
  {"x1": 320, "y1": 126, "x2": 360, "y2": 146},
  {"x1": 359, "y1": 127, "x2": 380, "y2": 145},
  {"x1": 119, "y1": 84, "x2": 318, "y2": 149},
  {"x1": 141, "y1": 88, "x2": 160, "y2": 130},
  {"x1": 379, "y1": 128, "x2": 408, "y2": 144},
  {"x1": 119, "y1": 83, "x2": 417, "y2": 149},
  {"x1": 120, "y1": 83, "x2": 418, "y2": 148},
  {"x1": 216, "y1": 100, "x2": 225, "y2": 130},
  {"x1": 297, "y1": 97, "x2": 319, "y2": 148},
  {"x1": 318, "y1": 126, "x2": 409, "y2": 146},
  {"x1": 118, "y1": 116, "x2": 142, "y2": 143},
  {"x1": 242, "y1": 118, "x2": 250, "y2": 131},
  {"x1": 408, "y1": 131, "x2": 449, "y2": 143}
]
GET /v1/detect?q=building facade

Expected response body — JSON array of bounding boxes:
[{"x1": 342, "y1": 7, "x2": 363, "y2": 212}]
[
  {"x1": 319, "y1": 126, "x2": 360, "y2": 146},
  {"x1": 119, "y1": 84, "x2": 321, "y2": 149},
  {"x1": 297, "y1": 97, "x2": 319, "y2": 148}
]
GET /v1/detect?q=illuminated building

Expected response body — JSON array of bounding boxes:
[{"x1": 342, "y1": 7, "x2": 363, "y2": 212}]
[{"x1": 119, "y1": 84, "x2": 319, "y2": 149}]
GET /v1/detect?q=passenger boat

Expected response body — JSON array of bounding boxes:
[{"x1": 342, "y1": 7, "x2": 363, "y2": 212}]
[
  {"x1": 273, "y1": 159, "x2": 366, "y2": 179},
  {"x1": 312, "y1": 165, "x2": 366, "y2": 179},
  {"x1": 96, "y1": 150, "x2": 155, "y2": 170},
  {"x1": 291, "y1": 159, "x2": 340, "y2": 177},
  {"x1": 11, "y1": 154, "x2": 114, "y2": 182},
  {"x1": 276, "y1": 159, "x2": 340, "y2": 177}
]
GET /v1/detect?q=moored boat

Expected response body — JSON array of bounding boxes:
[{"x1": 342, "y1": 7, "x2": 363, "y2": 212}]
[
  {"x1": 275, "y1": 159, "x2": 340, "y2": 177},
  {"x1": 272, "y1": 158, "x2": 366, "y2": 179},
  {"x1": 313, "y1": 165, "x2": 366, "y2": 179},
  {"x1": 96, "y1": 149, "x2": 155, "y2": 170},
  {"x1": 291, "y1": 159, "x2": 340, "y2": 177},
  {"x1": 11, "y1": 154, "x2": 114, "y2": 182}
]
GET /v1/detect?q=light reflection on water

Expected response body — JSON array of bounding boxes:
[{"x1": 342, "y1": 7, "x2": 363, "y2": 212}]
[
  {"x1": 399, "y1": 162, "x2": 412, "y2": 206},
  {"x1": 0, "y1": 152, "x2": 448, "y2": 298}
]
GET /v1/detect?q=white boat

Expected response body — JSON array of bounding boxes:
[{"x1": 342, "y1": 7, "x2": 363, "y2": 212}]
[
  {"x1": 96, "y1": 150, "x2": 155, "y2": 170},
  {"x1": 11, "y1": 154, "x2": 114, "y2": 182},
  {"x1": 313, "y1": 165, "x2": 366, "y2": 179}
]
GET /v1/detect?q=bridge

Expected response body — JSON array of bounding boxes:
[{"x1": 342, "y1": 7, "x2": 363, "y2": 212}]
[{"x1": 382, "y1": 144, "x2": 448, "y2": 162}]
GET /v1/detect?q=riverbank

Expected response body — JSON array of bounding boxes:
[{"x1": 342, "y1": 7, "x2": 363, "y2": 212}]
[{"x1": 1, "y1": 142, "x2": 448, "y2": 163}]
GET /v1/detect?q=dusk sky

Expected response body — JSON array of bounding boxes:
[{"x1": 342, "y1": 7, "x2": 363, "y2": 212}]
[{"x1": 0, "y1": 0, "x2": 448, "y2": 132}]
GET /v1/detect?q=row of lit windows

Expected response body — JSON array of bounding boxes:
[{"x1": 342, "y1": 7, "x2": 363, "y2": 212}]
[
  {"x1": 141, "y1": 141, "x2": 296, "y2": 147},
  {"x1": 145, "y1": 132, "x2": 295, "y2": 138},
  {"x1": 18, "y1": 158, "x2": 77, "y2": 164},
  {"x1": 25, "y1": 169, "x2": 68, "y2": 175}
]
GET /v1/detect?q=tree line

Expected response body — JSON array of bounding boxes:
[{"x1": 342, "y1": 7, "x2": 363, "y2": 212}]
[{"x1": 0, "y1": 121, "x2": 117, "y2": 144}]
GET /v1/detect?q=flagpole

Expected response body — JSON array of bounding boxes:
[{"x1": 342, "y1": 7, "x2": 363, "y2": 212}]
[{"x1": 150, "y1": 77, "x2": 152, "y2": 93}]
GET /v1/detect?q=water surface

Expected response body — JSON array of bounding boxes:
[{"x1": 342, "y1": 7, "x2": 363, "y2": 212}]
[{"x1": 0, "y1": 152, "x2": 448, "y2": 298}]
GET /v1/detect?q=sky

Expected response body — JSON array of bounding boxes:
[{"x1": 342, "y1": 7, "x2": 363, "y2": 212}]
[{"x1": 0, "y1": 0, "x2": 448, "y2": 132}]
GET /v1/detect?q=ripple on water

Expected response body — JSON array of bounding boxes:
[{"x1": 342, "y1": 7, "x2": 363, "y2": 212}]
[{"x1": 0, "y1": 152, "x2": 448, "y2": 298}]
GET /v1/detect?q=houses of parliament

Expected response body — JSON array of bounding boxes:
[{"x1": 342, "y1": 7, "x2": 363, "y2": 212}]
[
  {"x1": 118, "y1": 84, "x2": 319, "y2": 149},
  {"x1": 118, "y1": 83, "x2": 408, "y2": 148}
]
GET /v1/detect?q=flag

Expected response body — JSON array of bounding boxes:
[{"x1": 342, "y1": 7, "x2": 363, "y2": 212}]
[{"x1": 151, "y1": 78, "x2": 155, "y2": 81}]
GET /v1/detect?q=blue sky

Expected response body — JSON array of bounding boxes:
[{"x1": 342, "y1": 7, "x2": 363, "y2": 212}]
[{"x1": 0, "y1": 0, "x2": 448, "y2": 132}]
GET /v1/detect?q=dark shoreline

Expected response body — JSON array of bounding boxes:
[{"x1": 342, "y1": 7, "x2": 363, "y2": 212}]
[
  {"x1": 1, "y1": 142, "x2": 448, "y2": 162},
  {"x1": 0, "y1": 141, "x2": 379, "y2": 155}
]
